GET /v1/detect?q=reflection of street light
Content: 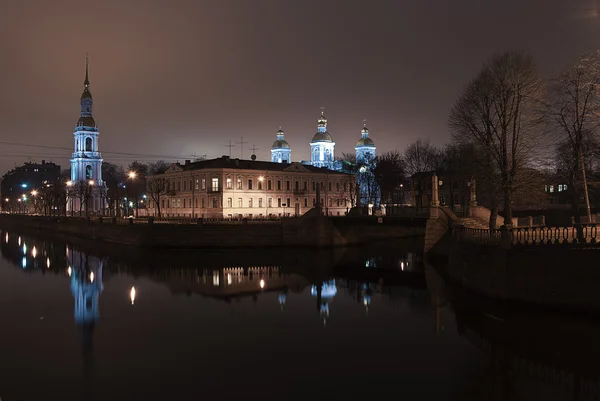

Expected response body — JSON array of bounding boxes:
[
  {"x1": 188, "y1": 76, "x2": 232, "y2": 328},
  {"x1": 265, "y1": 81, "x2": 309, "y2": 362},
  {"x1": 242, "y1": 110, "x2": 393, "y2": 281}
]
[
  {"x1": 130, "y1": 287, "x2": 136, "y2": 305},
  {"x1": 259, "y1": 279, "x2": 265, "y2": 289}
]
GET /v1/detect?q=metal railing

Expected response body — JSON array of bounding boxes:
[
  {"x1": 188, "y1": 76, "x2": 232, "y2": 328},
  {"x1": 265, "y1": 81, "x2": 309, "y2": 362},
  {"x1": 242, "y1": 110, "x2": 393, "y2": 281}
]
[{"x1": 453, "y1": 224, "x2": 600, "y2": 247}]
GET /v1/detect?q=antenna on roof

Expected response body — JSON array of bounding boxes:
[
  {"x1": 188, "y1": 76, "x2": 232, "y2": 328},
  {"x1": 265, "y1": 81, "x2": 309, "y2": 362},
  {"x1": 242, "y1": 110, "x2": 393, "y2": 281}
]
[
  {"x1": 225, "y1": 141, "x2": 235, "y2": 157},
  {"x1": 237, "y1": 136, "x2": 247, "y2": 159}
]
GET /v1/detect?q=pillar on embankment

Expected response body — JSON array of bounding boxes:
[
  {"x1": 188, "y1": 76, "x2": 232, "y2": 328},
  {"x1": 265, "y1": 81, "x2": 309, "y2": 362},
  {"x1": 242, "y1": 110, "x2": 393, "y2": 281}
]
[{"x1": 424, "y1": 174, "x2": 452, "y2": 253}]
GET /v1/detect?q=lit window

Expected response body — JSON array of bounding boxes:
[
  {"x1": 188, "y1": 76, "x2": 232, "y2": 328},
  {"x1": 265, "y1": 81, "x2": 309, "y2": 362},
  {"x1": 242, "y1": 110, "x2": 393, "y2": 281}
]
[
  {"x1": 549, "y1": 185, "x2": 554, "y2": 193},
  {"x1": 238, "y1": 198, "x2": 243, "y2": 207},
  {"x1": 211, "y1": 178, "x2": 219, "y2": 191},
  {"x1": 237, "y1": 178, "x2": 242, "y2": 190},
  {"x1": 201, "y1": 178, "x2": 206, "y2": 190},
  {"x1": 226, "y1": 178, "x2": 232, "y2": 189},
  {"x1": 249, "y1": 198, "x2": 253, "y2": 208},
  {"x1": 227, "y1": 198, "x2": 232, "y2": 208},
  {"x1": 268, "y1": 198, "x2": 272, "y2": 207},
  {"x1": 259, "y1": 198, "x2": 263, "y2": 208},
  {"x1": 195, "y1": 179, "x2": 199, "y2": 190}
]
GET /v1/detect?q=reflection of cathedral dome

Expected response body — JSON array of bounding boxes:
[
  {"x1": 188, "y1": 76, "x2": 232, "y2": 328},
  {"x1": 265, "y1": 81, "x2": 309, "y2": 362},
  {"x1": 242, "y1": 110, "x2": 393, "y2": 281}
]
[{"x1": 311, "y1": 280, "x2": 337, "y2": 299}]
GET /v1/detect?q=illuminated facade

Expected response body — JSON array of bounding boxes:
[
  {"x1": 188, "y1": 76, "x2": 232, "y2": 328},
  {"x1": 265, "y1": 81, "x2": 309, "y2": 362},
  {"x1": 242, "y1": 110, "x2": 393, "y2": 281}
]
[
  {"x1": 69, "y1": 56, "x2": 105, "y2": 213},
  {"x1": 146, "y1": 156, "x2": 355, "y2": 218},
  {"x1": 271, "y1": 127, "x2": 291, "y2": 163}
]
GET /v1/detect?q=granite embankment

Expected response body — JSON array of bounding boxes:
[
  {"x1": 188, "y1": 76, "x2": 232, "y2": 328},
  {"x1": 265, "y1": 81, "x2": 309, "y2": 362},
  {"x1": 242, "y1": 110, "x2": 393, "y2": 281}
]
[{"x1": 0, "y1": 213, "x2": 426, "y2": 249}]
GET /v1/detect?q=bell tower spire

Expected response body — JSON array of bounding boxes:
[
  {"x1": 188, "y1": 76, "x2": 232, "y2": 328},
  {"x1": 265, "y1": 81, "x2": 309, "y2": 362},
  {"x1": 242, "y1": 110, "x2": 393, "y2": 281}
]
[{"x1": 84, "y1": 53, "x2": 90, "y2": 87}]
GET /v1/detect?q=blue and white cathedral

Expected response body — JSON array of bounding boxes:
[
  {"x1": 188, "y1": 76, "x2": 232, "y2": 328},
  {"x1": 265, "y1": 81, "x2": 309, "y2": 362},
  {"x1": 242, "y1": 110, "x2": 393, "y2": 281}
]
[
  {"x1": 69, "y1": 56, "x2": 105, "y2": 213},
  {"x1": 269, "y1": 110, "x2": 378, "y2": 207}
]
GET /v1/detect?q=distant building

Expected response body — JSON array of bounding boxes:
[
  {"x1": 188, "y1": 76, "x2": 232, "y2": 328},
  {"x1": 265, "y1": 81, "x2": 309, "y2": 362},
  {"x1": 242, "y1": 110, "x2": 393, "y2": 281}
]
[
  {"x1": 146, "y1": 155, "x2": 355, "y2": 218},
  {"x1": 354, "y1": 122, "x2": 378, "y2": 207},
  {"x1": 1, "y1": 160, "x2": 61, "y2": 204},
  {"x1": 68, "y1": 56, "x2": 105, "y2": 214}
]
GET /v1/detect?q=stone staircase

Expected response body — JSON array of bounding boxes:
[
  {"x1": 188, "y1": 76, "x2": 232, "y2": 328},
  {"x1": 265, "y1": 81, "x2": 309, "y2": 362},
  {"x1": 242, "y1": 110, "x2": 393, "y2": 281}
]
[{"x1": 458, "y1": 217, "x2": 489, "y2": 230}]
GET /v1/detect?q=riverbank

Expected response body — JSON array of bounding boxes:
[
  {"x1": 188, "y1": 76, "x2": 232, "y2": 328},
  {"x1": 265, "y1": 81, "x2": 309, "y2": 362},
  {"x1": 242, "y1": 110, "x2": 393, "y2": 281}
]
[{"x1": 0, "y1": 213, "x2": 425, "y2": 249}]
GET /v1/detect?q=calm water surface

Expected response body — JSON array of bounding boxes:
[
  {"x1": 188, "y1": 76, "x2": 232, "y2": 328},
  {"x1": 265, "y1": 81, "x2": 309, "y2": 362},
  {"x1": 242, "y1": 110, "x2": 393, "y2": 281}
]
[{"x1": 0, "y1": 231, "x2": 599, "y2": 401}]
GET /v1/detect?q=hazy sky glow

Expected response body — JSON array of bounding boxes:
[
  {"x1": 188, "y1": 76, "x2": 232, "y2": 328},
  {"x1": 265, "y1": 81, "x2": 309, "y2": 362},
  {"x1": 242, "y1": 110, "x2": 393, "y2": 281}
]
[{"x1": 1, "y1": 0, "x2": 600, "y2": 172}]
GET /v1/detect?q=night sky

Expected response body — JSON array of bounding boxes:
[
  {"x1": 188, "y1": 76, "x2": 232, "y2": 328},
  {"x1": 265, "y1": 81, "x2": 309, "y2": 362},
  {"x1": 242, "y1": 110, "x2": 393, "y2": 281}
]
[{"x1": 1, "y1": 0, "x2": 600, "y2": 173}]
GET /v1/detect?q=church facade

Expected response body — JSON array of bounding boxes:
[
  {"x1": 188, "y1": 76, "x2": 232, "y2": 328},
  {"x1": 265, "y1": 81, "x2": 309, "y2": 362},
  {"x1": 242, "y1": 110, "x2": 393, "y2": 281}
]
[{"x1": 68, "y1": 57, "x2": 105, "y2": 214}]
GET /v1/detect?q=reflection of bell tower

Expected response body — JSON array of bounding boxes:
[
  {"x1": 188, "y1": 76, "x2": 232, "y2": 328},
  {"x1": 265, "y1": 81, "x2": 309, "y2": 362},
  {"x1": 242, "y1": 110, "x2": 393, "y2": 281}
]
[
  {"x1": 68, "y1": 247, "x2": 104, "y2": 377},
  {"x1": 311, "y1": 280, "x2": 337, "y2": 326}
]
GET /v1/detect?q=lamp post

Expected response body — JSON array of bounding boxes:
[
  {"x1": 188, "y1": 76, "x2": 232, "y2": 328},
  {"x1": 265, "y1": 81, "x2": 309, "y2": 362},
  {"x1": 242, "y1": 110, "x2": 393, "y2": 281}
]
[
  {"x1": 31, "y1": 190, "x2": 38, "y2": 215},
  {"x1": 259, "y1": 175, "x2": 266, "y2": 218},
  {"x1": 127, "y1": 171, "x2": 138, "y2": 218},
  {"x1": 87, "y1": 180, "x2": 94, "y2": 217},
  {"x1": 66, "y1": 181, "x2": 73, "y2": 216}
]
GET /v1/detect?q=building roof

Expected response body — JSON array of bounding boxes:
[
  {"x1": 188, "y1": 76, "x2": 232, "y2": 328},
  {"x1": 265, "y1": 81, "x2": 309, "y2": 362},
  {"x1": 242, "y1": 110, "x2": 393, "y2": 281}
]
[
  {"x1": 77, "y1": 116, "x2": 96, "y2": 128},
  {"x1": 356, "y1": 137, "x2": 375, "y2": 147},
  {"x1": 165, "y1": 156, "x2": 349, "y2": 175},
  {"x1": 271, "y1": 139, "x2": 290, "y2": 149},
  {"x1": 311, "y1": 131, "x2": 333, "y2": 143}
]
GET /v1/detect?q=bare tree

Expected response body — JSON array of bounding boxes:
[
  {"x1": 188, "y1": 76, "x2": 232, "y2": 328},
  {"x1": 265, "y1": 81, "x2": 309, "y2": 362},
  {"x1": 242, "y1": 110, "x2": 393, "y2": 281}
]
[
  {"x1": 73, "y1": 180, "x2": 95, "y2": 217},
  {"x1": 374, "y1": 150, "x2": 406, "y2": 207},
  {"x1": 546, "y1": 51, "x2": 600, "y2": 224},
  {"x1": 147, "y1": 176, "x2": 172, "y2": 217},
  {"x1": 449, "y1": 50, "x2": 544, "y2": 226},
  {"x1": 403, "y1": 139, "x2": 440, "y2": 177}
]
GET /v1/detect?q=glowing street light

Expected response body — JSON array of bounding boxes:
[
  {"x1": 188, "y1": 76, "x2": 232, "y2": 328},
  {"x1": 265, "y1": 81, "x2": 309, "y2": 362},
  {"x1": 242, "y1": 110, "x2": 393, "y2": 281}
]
[
  {"x1": 66, "y1": 180, "x2": 73, "y2": 187},
  {"x1": 31, "y1": 190, "x2": 38, "y2": 197},
  {"x1": 259, "y1": 279, "x2": 265, "y2": 289},
  {"x1": 258, "y1": 176, "x2": 264, "y2": 182},
  {"x1": 89, "y1": 272, "x2": 95, "y2": 283},
  {"x1": 128, "y1": 171, "x2": 137, "y2": 179},
  {"x1": 88, "y1": 180, "x2": 95, "y2": 186}
]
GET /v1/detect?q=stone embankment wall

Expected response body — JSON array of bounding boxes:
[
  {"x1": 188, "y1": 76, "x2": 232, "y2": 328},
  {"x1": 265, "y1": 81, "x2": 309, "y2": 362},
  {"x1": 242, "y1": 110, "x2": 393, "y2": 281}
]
[
  {"x1": 443, "y1": 243, "x2": 600, "y2": 311},
  {"x1": 0, "y1": 213, "x2": 425, "y2": 249}
]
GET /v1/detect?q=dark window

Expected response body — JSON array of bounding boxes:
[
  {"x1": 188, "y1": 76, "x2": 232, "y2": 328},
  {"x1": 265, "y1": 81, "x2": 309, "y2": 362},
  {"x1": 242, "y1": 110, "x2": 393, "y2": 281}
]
[
  {"x1": 303, "y1": 181, "x2": 308, "y2": 190},
  {"x1": 278, "y1": 198, "x2": 282, "y2": 207},
  {"x1": 295, "y1": 181, "x2": 299, "y2": 190},
  {"x1": 85, "y1": 165, "x2": 92, "y2": 180},
  {"x1": 277, "y1": 180, "x2": 281, "y2": 190},
  {"x1": 248, "y1": 180, "x2": 253, "y2": 190},
  {"x1": 286, "y1": 181, "x2": 291, "y2": 190},
  {"x1": 268, "y1": 180, "x2": 272, "y2": 190},
  {"x1": 304, "y1": 198, "x2": 308, "y2": 207},
  {"x1": 85, "y1": 137, "x2": 92, "y2": 152}
]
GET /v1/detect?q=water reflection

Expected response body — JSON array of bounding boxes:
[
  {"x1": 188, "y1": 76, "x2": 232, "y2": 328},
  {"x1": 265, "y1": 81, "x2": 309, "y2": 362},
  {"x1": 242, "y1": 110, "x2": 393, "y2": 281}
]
[{"x1": 3, "y1": 229, "x2": 600, "y2": 400}]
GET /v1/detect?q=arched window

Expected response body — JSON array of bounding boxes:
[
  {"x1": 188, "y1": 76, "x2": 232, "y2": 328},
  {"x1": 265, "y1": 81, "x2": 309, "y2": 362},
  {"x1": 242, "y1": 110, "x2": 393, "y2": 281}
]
[
  {"x1": 85, "y1": 137, "x2": 92, "y2": 152},
  {"x1": 86, "y1": 165, "x2": 92, "y2": 180},
  {"x1": 85, "y1": 106, "x2": 90, "y2": 113}
]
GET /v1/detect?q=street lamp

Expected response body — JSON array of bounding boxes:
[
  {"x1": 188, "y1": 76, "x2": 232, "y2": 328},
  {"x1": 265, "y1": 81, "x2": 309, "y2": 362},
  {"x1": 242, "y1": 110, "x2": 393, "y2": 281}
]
[{"x1": 127, "y1": 171, "x2": 138, "y2": 217}]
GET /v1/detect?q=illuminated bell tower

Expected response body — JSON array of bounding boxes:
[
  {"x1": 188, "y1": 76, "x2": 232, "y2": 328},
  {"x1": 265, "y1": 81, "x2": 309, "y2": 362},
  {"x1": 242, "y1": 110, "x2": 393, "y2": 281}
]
[
  {"x1": 69, "y1": 55, "x2": 104, "y2": 212},
  {"x1": 310, "y1": 110, "x2": 335, "y2": 169},
  {"x1": 271, "y1": 127, "x2": 291, "y2": 163}
]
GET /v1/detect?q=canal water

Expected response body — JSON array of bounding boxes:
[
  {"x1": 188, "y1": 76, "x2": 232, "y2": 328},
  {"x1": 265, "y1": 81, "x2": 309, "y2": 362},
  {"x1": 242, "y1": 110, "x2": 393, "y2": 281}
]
[{"x1": 0, "y1": 231, "x2": 599, "y2": 401}]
